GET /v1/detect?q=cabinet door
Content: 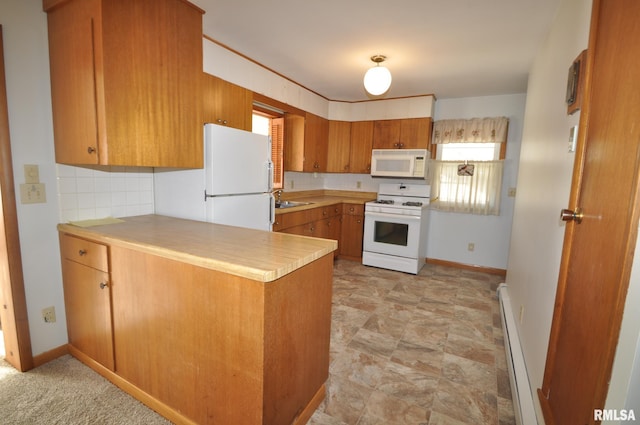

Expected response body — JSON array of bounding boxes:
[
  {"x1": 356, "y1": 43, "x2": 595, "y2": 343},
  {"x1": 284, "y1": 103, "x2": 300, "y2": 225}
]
[
  {"x1": 350, "y1": 121, "x2": 374, "y2": 173},
  {"x1": 46, "y1": 0, "x2": 101, "y2": 164},
  {"x1": 304, "y1": 113, "x2": 329, "y2": 172},
  {"x1": 61, "y1": 260, "x2": 114, "y2": 370},
  {"x1": 326, "y1": 121, "x2": 351, "y2": 173},
  {"x1": 373, "y1": 120, "x2": 401, "y2": 149},
  {"x1": 340, "y1": 214, "x2": 364, "y2": 259},
  {"x1": 400, "y1": 118, "x2": 432, "y2": 149},
  {"x1": 203, "y1": 74, "x2": 252, "y2": 131},
  {"x1": 284, "y1": 113, "x2": 306, "y2": 171}
]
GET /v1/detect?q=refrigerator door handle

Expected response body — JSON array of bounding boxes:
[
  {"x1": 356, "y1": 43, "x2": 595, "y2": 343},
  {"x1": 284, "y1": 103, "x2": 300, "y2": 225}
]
[
  {"x1": 269, "y1": 193, "x2": 275, "y2": 226},
  {"x1": 267, "y1": 161, "x2": 274, "y2": 192}
]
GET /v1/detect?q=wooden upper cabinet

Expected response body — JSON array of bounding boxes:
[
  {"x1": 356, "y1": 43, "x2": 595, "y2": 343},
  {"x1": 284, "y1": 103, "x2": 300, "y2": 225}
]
[
  {"x1": 349, "y1": 121, "x2": 374, "y2": 174},
  {"x1": 327, "y1": 120, "x2": 352, "y2": 173},
  {"x1": 399, "y1": 118, "x2": 432, "y2": 149},
  {"x1": 373, "y1": 120, "x2": 401, "y2": 149},
  {"x1": 304, "y1": 113, "x2": 329, "y2": 172},
  {"x1": 373, "y1": 117, "x2": 432, "y2": 150},
  {"x1": 44, "y1": 0, "x2": 204, "y2": 167},
  {"x1": 203, "y1": 73, "x2": 252, "y2": 131},
  {"x1": 283, "y1": 113, "x2": 305, "y2": 172}
]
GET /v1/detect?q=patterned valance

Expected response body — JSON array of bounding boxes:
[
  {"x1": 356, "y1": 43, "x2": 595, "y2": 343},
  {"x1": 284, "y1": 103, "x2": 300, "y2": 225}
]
[{"x1": 432, "y1": 117, "x2": 509, "y2": 144}]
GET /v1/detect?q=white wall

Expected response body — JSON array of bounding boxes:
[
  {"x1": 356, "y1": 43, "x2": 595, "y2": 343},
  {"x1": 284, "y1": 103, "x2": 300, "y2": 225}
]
[
  {"x1": 427, "y1": 94, "x2": 526, "y2": 270},
  {"x1": 0, "y1": 1, "x2": 68, "y2": 355},
  {"x1": 505, "y1": 0, "x2": 592, "y2": 420}
]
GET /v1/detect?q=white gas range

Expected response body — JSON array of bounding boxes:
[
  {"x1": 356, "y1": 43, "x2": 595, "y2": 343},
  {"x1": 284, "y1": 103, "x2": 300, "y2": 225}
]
[{"x1": 362, "y1": 183, "x2": 431, "y2": 274}]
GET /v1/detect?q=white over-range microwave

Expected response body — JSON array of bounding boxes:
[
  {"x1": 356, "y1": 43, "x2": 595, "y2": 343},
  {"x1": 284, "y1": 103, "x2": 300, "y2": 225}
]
[{"x1": 370, "y1": 149, "x2": 430, "y2": 179}]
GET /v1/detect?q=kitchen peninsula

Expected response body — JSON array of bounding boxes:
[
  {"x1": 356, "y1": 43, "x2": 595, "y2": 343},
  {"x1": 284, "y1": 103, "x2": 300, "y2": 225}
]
[{"x1": 57, "y1": 214, "x2": 336, "y2": 425}]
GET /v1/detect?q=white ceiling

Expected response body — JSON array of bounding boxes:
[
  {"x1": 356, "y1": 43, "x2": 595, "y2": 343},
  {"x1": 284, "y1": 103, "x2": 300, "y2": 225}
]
[{"x1": 190, "y1": 0, "x2": 561, "y2": 102}]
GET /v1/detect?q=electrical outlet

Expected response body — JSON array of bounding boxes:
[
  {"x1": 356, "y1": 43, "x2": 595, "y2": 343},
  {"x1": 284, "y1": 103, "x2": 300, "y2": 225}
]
[
  {"x1": 290, "y1": 180, "x2": 294, "y2": 189},
  {"x1": 42, "y1": 306, "x2": 56, "y2": 323},
  {"x1": 357, "y1": 181, "x2": 362, "y2": 189},
  {"x1": 508, "y1": 187, "x2": 517, "y2": 197},
  {"x1": 20, "y1": 183, "x2": 46, "y2": 204},
  {"x1": 467, "y1": 242, "x2": 475, "y2": 251}
]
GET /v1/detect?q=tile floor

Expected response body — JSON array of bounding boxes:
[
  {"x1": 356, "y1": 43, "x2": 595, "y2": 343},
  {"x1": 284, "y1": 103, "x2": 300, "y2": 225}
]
[{"x1": 310, "y1": 259, "x2": 515, "y2": 425}]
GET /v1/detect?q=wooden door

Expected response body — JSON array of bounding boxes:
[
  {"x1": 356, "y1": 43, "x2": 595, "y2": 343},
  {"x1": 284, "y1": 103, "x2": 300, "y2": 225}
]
[
  {"x1": 538, "y1": 1, "x2": 640, "y2": 424},
  {"x1": 0, "y1": 25, "x2": 33, "y2": 372}
]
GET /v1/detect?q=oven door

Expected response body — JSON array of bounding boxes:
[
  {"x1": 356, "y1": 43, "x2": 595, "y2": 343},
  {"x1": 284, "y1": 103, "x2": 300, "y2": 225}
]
[{"x1": 363, "y1": 211, "x2": 422, "y2": 258}]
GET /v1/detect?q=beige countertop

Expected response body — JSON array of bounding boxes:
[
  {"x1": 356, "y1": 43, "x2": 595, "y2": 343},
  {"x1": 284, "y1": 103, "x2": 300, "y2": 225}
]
[{"x1": 58, "y1": 214, "x2": 337, "y2": 283}]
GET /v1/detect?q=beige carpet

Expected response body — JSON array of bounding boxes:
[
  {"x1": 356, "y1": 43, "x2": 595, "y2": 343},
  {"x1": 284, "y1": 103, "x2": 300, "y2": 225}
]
[{"x1": 0, "y1": 355, "x2": 172, "y2": 424}]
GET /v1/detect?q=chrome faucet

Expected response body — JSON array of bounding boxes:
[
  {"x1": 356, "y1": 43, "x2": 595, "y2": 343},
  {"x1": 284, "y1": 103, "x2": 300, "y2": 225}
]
[{"x1": 273, "y1": 189, "x2": 283, "y2": 202}]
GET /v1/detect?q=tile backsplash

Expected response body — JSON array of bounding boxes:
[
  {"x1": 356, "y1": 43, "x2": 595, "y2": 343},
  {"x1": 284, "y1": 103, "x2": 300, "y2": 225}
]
[
  {"x1": 56, "y1": 164, "x2": 154, "y2": 223},
  {"x1": 55, "y1": 167, "x2": 380, "y2": 224}
]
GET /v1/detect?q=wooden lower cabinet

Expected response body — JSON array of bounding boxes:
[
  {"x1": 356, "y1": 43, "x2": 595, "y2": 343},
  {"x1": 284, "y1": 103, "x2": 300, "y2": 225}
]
[
  {"x1": 110, "y1": 246, "x2": 332, "y2": 425},
  {"x1": 59, "y1": 231, "x2": 333, "y2": 425},
  {"x1": 276, "y1": 203, "x2": 365, "y2": 260},
  {"x1": 340, "y1": 204, "x2": 365, "y2": 261},
  {"x1": 59, "y1": 234, "x2": 114, "y2": 371}
]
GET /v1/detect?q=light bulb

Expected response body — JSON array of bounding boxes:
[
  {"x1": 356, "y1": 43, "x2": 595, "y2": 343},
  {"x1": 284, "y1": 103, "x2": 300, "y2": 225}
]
[{"x1": 364, "y1": 64, "x2": 392, "y2": 95}]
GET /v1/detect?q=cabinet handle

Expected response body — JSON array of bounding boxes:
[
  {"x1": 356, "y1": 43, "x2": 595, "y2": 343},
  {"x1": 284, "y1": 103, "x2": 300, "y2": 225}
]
[
  {"x1": 216, "y1": 118, "x2": 228, "y2": 125},
  {"x1": 87, "y1": 147, "x2": 96, "y2": 154},
  {"x1": 78, "y1": 249, "x2": 87, "y2": 256},
  {"x1": 99, "y1": 282, "x2": 108, "y2": 289}
]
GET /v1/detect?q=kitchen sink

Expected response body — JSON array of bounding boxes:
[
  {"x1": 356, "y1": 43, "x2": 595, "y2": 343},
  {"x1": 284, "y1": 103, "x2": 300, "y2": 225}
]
[{"x1": 275, "y1": 201, "x2": 312, "y2": 209}]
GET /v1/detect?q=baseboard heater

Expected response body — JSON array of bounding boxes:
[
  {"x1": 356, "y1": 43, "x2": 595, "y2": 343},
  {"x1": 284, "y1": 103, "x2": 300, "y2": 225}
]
[{"x1": 497, "y1": 283, "x2": 538, "y2": 425}]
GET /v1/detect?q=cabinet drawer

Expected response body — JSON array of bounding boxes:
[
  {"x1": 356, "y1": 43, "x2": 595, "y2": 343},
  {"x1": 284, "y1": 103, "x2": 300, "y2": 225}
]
[
  {"x1": 60, "y1": 233, "x2": 109, "y2": 272},
  {"x1": 343, "y1": 204, "x2": 364, "y2": 216},
  {"x1": 321, "y1": 204, "x2": 342, "y2": 218}
]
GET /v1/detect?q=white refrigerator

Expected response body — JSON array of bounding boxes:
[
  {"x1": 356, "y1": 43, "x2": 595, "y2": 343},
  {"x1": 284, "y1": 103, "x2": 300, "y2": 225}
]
[{"x1": 154, "y1": 124, "x2": 275, "y2": 231}]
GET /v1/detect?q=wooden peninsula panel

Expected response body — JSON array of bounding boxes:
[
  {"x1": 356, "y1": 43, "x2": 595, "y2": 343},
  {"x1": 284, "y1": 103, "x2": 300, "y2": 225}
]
[{"x1": 111, "y1": 247, "x2": 333, "y2": 424}]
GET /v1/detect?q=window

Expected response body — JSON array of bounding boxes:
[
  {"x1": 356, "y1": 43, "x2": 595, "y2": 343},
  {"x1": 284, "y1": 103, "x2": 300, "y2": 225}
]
[
  {"x1": 430, "y1": 117, "x2": 508, "y2": 215},
  {"x1": 252, "y1": 111, "x2": 284, "y2": 189}
]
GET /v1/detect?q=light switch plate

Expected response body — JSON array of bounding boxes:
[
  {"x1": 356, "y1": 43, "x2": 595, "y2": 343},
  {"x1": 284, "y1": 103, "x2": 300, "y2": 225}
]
[
  {"x1": 24, "y1": 164, "x2": 40, "y2": 184},
  {"x1": 20, "y1": 183, "x2": 46, "y2": 204}
]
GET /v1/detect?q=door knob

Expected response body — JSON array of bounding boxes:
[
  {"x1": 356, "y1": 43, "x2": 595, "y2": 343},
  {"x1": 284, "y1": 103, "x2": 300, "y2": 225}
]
[{"x1": 560, "y1": 208, "x2": 584, "y2": 224}]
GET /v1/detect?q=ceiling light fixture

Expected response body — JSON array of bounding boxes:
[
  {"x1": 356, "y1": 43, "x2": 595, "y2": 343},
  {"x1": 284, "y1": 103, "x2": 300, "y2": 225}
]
[{"x1": 363, "y1": 55, "x2": 392, "y2": 96}]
